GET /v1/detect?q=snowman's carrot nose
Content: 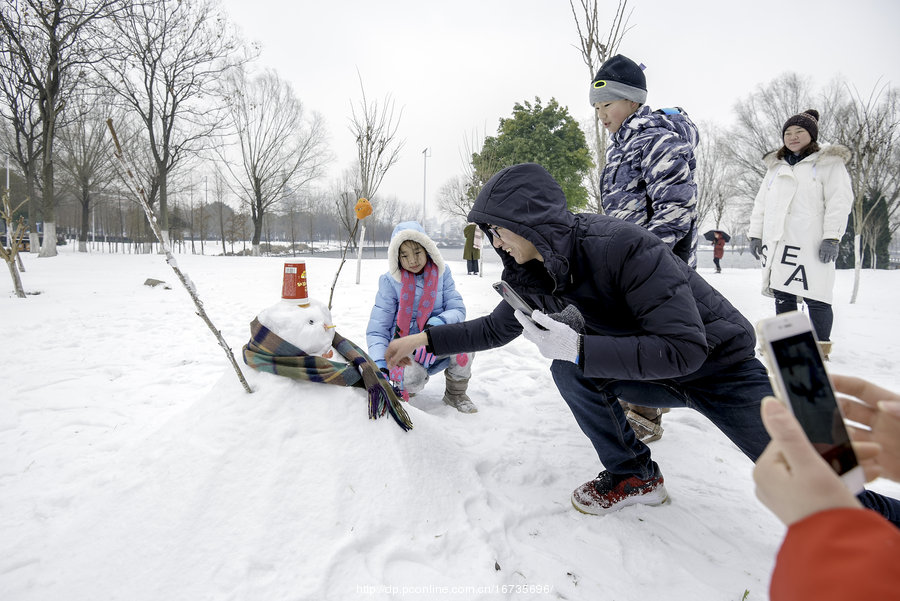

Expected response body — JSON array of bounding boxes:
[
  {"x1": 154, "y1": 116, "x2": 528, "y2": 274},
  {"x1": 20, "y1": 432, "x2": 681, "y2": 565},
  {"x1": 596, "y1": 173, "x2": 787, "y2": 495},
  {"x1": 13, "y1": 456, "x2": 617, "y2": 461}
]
[{"x1": 324, "y1": 324, "x2": 337, "y2": 330}]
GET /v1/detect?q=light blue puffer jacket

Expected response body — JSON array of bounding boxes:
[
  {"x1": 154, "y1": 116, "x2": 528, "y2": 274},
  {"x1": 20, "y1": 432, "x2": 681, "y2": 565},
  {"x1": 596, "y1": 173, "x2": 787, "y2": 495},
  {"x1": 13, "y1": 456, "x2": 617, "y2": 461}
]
[{"x1": 366, "y1": 221, "x2": 466, "y2": 369}]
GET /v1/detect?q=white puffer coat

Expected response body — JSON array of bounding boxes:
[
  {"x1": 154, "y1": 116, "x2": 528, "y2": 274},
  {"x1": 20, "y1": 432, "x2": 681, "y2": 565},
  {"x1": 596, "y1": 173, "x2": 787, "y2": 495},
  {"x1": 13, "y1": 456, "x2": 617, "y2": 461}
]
[{"x1": 748, "y1": 144, "x2": 853, "y2": 304}]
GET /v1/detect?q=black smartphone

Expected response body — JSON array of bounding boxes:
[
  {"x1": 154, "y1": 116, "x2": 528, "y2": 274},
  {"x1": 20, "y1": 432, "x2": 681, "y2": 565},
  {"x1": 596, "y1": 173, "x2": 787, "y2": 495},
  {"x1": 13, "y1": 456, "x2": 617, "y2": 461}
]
[
  {"x1": 756, "y1": 311, "x2": 864, "y2": 493},
  {"x1": 492, "y1": 280, "x2": 548, "y2": 330}
]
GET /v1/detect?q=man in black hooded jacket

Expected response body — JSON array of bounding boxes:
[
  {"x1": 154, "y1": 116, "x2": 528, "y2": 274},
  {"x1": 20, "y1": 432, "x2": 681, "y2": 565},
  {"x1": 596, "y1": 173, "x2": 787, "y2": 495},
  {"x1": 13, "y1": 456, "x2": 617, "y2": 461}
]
[{"x1": 384, "y1": 163, "x2": 895, "y2": 519}]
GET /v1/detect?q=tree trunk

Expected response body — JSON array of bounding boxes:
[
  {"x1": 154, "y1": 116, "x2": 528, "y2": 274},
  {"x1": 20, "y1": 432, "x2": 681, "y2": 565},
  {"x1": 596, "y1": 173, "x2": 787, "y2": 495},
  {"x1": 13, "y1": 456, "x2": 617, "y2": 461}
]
[
  {"x1": 355, "y1": 221, "x2": 366, "y2": 284},
  {"x1": 39, "y1": 126, "x2": 57, "y2": 257},
  {"x1": 157, "y1": 165, "x2": 169, "y2": 233},
  {"x1": 79, "y1": 194, "x2": 90, "y2": 253},
  {"x1": 251, "y1": 209, "x2": 263, "y2": 257},
  {"x1": 850, "y1": 233, "x2": 862, "y2": 304},
  {"x1": 26, "y1": 173, "x2": 39, "y2": 254},
  {"x1": 219, "y1": 207, "x2": 226, "y2": 256},
  {"x1": 40, "y1": 222, "x2": 58, "y2": 257},
  {"x1": 6, "y1": 259, "x2": 25, "y2": 297}
]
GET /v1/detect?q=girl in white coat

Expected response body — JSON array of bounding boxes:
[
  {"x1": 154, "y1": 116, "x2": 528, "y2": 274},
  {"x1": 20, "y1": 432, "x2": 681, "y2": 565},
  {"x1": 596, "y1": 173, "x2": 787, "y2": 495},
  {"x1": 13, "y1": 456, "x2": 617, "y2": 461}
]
[{"x1": 748, "y1": 109, "x2": 853, "y2": 357}]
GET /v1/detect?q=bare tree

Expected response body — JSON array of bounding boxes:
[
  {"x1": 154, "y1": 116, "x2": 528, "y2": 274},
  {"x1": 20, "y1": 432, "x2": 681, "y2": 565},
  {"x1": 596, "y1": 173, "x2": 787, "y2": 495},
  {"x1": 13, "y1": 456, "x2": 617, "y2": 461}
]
[
  {"x1": 830, "y1": 83, "x2": 900, "y2": 301},
  {"x1": 97, "y1": 0, "x2": 249, "y2": 249},
  {"x1": 0, "y1": 41, "x2": 43, "y2": 252},
  {"x1": 0, "y1": 0, "x2": 118, "y2": 257},
  {"x1": 330, "y1": 168, "x2": 360, "y2": 244},
  {"x1": 209, "y1": 169, "x2": 230, "y2": 255},
  {"x1": 694, "y1": 123, "x2": 740, "y2": 230},
  {"x1": 569, "y1": 0, "x2": 632, "y2": 212},
  {"x1": 725, "y1": 73, "x2": 817, "y2": 203},
  {"x1": 222, "y1": 68, "x2": 329, "y2": 256},
  {"x1": 338, "y1": 75, "x2": 403, "y2": 290},
  {"x1": 1, "y1": 189, "x2": 27, "y2": 296},
  {"x1": 437, "y1": 127, "x2": 502, "y2": 221},
  {"x1": 371, "y1": 193, "x2": 402, "y2": 246},
  {"x1": 58, "y1": 95, "x2": 118, "y2": 251},
  {"x1": 437, "y1": 174, "x2": 471, "y2": 222},
  {"x1": 105, "y1": 112, "x2": 159, "y2": 252},
  {"x1": 350, "y1": 74, "x2": 404, "y2": 206}
]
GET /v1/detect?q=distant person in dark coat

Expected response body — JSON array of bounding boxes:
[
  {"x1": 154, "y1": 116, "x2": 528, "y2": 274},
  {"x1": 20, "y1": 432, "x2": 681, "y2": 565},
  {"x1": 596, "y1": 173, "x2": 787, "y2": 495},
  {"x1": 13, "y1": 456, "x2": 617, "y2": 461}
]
[
  {"x1": 463, "y1": 223, "x2": 482, "y2": 275},
  {"x1": 713, "y1": 231, "x2": 726, "y2": 273}
]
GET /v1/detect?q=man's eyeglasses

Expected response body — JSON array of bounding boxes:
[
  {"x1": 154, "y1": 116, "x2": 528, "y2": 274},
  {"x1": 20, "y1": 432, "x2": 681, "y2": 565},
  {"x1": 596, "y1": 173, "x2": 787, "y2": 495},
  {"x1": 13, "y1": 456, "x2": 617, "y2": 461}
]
[{"x1": 488, "y1": 225, "x2": 504, "y2": 241}]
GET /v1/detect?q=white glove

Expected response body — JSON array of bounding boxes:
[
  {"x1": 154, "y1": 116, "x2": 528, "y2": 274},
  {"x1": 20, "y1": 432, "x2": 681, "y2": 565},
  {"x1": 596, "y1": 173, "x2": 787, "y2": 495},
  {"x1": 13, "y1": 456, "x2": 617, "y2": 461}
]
[{"x1": 514, "y1": 309, "x2": 583, "y2": 365}]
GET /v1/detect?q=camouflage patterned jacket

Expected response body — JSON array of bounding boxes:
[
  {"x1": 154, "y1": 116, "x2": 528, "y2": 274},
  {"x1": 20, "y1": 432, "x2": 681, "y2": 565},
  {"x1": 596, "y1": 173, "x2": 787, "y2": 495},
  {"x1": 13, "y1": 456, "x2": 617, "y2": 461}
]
[{"x1": 601, "y1": 105, "x2": 700, "y2": 267}]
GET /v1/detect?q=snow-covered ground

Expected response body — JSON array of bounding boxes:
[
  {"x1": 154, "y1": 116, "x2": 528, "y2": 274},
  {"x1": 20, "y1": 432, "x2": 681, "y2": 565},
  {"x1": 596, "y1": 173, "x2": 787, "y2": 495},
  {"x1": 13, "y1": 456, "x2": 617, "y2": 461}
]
[{"x1": 2, "y1": 248, "x2": 898, "y2": 601}]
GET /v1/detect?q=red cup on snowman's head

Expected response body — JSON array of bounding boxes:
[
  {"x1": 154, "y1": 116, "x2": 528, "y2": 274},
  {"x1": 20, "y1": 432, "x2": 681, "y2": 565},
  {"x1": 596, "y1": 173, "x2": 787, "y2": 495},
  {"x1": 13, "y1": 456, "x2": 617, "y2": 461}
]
[{"x1": 282, "y1": 262, "x2": 308, "y2": 306}]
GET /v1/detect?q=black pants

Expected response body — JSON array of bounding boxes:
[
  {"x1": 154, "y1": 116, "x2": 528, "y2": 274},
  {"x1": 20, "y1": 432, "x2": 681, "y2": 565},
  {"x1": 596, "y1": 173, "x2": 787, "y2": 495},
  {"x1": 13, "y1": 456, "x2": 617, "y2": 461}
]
[
  {"x1": 466, "y1": 259, "x2": 479, "y2": 274},
  {"x1": 713, "y1": 257, "x2": 721, "y2": 272},
  {"x1": 774, "y1": 290, "x2": 833, "y2": 341}
]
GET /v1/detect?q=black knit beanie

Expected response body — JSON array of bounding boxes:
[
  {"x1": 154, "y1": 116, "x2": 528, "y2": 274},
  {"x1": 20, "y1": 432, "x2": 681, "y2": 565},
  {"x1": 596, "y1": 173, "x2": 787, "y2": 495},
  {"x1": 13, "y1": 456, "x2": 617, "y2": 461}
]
[
  {"x1": 589, "y1": 54, "x2": 647, "y2": 106},
  {"x1": 782, "y1": 109, "x2": 819, "y2": 142}
]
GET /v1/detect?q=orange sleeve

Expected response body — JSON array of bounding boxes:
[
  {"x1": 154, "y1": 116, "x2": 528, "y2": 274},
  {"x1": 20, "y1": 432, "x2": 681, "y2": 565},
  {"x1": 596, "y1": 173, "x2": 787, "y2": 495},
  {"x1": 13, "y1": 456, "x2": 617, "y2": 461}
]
[{"x1": 771, "y1": 508, "x2": 900, "y2": 601}]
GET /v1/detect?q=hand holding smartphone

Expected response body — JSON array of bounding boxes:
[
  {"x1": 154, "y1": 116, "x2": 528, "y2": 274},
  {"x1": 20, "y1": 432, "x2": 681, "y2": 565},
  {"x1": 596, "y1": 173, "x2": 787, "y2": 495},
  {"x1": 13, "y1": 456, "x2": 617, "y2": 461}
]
[{"x1": 756, "y1": 311, "x2": 864, "y2": 493}]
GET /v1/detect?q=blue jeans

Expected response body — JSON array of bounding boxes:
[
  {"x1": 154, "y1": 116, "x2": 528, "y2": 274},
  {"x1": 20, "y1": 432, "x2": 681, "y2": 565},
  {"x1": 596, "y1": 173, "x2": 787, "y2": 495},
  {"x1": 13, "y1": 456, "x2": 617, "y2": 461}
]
[{"x1": 550, "y1": 357, "x2": 900, "y2": 528}]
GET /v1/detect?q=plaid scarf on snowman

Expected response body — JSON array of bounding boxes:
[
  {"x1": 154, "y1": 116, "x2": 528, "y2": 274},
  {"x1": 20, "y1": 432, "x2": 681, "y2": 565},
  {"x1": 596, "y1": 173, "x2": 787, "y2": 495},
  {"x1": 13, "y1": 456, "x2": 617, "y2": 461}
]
[{"x1": 243, "y1": 318, "x2": 412, "y2": 431}]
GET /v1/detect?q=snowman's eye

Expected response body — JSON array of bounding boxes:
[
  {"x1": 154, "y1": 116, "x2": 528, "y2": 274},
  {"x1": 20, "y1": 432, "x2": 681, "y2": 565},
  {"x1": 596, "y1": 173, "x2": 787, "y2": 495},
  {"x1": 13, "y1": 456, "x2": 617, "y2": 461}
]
[{"x1": 308, "y1": 319, "x2": 315, "y2": 325}]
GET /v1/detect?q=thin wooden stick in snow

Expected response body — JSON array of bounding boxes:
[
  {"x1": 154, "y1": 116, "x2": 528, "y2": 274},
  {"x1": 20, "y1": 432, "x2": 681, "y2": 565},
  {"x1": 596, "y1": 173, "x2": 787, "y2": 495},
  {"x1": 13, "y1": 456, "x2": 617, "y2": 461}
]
[
  {"x1": 327, "y1": 219, "x2": 359, "y2": 310},
  {"x1": 106, "y1": 119, "x2": 253, "y2": 394}
]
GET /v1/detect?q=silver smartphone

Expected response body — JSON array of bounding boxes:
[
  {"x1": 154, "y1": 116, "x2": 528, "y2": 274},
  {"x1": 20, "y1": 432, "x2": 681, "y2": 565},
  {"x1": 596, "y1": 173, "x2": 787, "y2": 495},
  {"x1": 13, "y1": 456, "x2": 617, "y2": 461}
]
[
  {"x1": 756, "y1": 311, "x2": 864, "y2": 493},
  {"x1": 492, "y1": 280, "x2": 546, "y2": 330},
  {"x1": 492, "y1": 280, "x2": 534, "y2": 315}
]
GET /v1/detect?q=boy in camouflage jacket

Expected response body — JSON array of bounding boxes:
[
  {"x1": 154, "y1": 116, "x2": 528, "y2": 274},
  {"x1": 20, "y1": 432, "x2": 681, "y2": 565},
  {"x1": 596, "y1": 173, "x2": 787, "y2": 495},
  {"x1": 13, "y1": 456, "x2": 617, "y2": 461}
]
[
  {"x1": 590, "y1": 54, "x2": 701, "y2": 440},
  {"x1": 591, "y1": 54, "x2": 700, "y2": 268}
]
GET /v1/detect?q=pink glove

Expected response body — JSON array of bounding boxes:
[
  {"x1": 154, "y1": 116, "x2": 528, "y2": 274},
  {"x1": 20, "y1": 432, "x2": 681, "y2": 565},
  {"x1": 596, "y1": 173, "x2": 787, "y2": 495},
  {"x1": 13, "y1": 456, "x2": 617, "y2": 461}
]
[
  {"x1": 413, "y1": 346, "x2": 437, "y2": 368},
  {"x1": 388, "y1": 365, "x2": 409, "y2": 402}
]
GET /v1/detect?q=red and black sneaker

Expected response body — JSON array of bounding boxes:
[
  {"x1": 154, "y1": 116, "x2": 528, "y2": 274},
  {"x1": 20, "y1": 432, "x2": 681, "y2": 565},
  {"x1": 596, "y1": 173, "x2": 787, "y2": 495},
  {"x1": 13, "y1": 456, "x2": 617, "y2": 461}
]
[{"x1": 571, "y1": 470, "x2": 669, "y2": 515}]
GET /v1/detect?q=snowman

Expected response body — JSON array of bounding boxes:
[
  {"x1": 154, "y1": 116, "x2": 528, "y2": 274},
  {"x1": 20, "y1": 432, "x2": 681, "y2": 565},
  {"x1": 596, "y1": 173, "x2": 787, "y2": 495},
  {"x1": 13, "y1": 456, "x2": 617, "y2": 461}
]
[
  {"x1": 256, "y1": 297, "x2": 341, "y2": 361},
  {"x1": 243, "y1": 295, "x2": 412, "y2": 431}
]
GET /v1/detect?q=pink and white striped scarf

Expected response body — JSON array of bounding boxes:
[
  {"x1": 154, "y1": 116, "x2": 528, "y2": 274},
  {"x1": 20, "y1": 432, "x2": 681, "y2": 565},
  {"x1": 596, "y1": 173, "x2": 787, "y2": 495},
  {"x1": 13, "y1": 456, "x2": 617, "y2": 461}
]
[{"x1": 389, "y1": 259, "x2": 439, "y2": 399}]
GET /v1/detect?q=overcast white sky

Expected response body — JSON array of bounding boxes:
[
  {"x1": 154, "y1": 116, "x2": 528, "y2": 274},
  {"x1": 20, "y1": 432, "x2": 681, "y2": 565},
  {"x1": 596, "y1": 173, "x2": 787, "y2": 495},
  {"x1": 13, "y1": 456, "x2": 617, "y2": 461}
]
[{"x1": 220, "y1": 0, "x2": 900, "y2": 222}]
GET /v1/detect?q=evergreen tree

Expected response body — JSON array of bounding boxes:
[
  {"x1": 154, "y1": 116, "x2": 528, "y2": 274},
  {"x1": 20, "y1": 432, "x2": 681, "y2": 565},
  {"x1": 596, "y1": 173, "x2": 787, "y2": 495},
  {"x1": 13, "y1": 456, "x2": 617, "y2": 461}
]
[{"x1": 473, "y1": 98, "x2": 593, "y2": 210}]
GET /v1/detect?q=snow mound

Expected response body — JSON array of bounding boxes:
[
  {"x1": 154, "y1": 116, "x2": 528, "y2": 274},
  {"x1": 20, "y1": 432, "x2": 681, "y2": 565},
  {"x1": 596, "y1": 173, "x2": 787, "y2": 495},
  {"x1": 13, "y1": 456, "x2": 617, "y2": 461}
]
[{"x1": 8, "y1": 370, "x2": 500, "y2": 599}]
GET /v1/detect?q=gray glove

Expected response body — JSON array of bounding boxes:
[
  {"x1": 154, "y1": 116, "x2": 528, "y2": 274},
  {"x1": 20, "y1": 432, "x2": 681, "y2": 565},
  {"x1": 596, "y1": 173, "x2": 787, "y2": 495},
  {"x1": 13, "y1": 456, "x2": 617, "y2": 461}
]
[
  {"x1": 749, "y1": 237, "x2": 762, "y2": 260},
  {"x1": 549, "y1": 304, "x2": 586, "y2": 334},
  {"x1": 819, "y1": 239, "x2": 839, "y2": 263},
  {"x1": 515, "y1": 307, "x2": 583, "y2": 365}
]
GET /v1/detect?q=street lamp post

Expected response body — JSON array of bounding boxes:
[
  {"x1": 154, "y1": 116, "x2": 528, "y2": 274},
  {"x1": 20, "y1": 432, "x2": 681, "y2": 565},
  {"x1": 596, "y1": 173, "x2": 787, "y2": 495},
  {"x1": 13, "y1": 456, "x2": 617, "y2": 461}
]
[{"x1": 422, "y1": 147, "x2": 431, "y2": 228}]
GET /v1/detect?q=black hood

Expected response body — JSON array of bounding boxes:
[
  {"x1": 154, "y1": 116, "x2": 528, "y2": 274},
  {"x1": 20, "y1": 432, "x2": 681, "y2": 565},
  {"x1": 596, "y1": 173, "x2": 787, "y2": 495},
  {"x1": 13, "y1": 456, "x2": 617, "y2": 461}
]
[{"x1": 467, "y1": 163, "x2": 577, "y2": 290}]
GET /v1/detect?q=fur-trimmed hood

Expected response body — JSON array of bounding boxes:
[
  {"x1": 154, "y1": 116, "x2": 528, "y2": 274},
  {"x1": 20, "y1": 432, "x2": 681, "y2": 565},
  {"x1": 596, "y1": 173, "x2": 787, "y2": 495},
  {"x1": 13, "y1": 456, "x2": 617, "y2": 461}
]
[
  {"x1": 387, "y1": 221, "x2": 445, "y2": 282},
  {"x1": 763, "y1": 143, "x2": 851, "y2": 169}
]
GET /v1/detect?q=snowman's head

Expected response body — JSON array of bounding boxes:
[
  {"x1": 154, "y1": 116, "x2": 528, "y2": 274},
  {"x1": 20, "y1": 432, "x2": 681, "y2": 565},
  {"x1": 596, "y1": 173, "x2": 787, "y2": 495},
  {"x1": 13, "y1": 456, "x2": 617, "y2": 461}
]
[{"x1": 257, "y1": 298, "x2": 336, "y2": 358}]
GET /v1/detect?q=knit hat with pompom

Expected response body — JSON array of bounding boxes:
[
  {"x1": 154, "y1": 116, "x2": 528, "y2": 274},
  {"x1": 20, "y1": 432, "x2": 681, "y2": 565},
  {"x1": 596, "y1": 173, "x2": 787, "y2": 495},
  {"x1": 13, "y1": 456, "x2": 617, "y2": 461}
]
[{"x1": 782, "y1": 109, "x2": 819, "y2": 142}]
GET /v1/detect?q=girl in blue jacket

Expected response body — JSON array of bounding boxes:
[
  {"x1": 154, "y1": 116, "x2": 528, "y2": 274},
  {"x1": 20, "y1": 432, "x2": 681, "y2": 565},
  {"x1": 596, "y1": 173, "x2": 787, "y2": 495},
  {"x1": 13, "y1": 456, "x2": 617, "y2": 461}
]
[{"x1": 366, "y1": 221, "x2": 477, "y2": 413}]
